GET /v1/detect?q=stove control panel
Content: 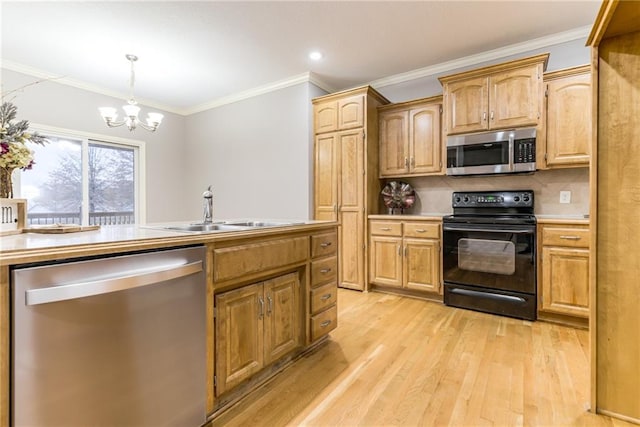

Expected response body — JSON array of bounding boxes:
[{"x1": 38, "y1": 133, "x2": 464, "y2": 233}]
[{"x1": 452, "y1": 190, "x2": 534, "y2": 208}]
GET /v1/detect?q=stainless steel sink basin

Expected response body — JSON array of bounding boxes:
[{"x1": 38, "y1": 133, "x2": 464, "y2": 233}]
[
  {"x1": 163, "y1": 223, "x2": 247, "y2": 233},
  {"x1": 223, "y1": 220, "x2": 303, "y2": 227}
]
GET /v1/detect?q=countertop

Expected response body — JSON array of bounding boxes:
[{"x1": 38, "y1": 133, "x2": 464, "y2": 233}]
[{"x1": 0, "y1": 220, "x2": 337, "y2": 266}]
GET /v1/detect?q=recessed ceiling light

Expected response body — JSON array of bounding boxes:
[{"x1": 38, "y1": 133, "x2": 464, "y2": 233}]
[{"x1": 309, "y1": 51, "x2": 323, "y2": 61}]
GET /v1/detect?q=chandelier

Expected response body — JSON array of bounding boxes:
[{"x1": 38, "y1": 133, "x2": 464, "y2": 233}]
[{"x1": 99, "y1": 54, "x2": 163, "y2": 132}]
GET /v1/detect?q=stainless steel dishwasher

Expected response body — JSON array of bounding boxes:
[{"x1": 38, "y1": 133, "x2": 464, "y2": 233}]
[{"x1": 11, "y1": 246, "x2": 207, "y2": 427}]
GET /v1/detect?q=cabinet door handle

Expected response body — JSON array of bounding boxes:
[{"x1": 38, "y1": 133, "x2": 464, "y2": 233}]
[
  {"x1": 320, "y1": 320, "x2": 332, "y2": 328},
  {"x1": 320, "y1": 268, "x2": 332, "y2": 274},
  {"x1": 267, "y1": 295, "x2": 273, "y2": 315},
  {"x1": 404, "y1": 246, "x2": 408, "y2": 257},
  {"x1": 380, "y1": 227, "x2": 391, "y2": 231},
  {"x1": 398, "y1": 245, "x2": 402, "y2": 256},
  {"x1": 560, "y1": 235, "x2": 581, "y2": 240},
  {"x1": 404, "y1": 157, "x2": 409, "y2": 168},
  {"x1": 490, "y1": 111, "x2": 494, "y2": 121},
  {"x1": 483, "y1": 112, "x2": 487, "y2": 122},
  {"x1": 320, "y1": 242, "x2": 332, "y2": 248},
  {"x1": 258, "y1": 296, "x2": 264, "y2": 319},
  {"x1": 320, "y1": 293, "x2": 332, "y2": 301},
  {"x1": 410, "y1": 157, "x2": 415, "y2": 167}
]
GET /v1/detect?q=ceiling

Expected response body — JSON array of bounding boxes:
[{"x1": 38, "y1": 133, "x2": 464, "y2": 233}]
[{"x1": 1, "y1": 1, "x2": 601, "y2": 115}]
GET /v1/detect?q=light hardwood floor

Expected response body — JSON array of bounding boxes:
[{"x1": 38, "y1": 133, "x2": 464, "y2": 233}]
[{"x1": 212, "y1": 289, "x2": 633, "y2": 427}]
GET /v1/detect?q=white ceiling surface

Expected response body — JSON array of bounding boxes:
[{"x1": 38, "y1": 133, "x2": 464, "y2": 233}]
[{"x1": 1, "y1": 1, "x2": 600, "y2": 115}]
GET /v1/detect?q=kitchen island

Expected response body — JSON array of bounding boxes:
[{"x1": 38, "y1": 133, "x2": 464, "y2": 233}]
[{"x1": 0, "y1": 220, "x2": 338, "y2": 426}]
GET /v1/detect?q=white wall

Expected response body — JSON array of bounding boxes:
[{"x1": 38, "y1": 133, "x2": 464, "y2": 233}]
[
  {"x1": 183, "y1": 83, "x2": 317, "y2": 221},
  {"x1": 2, "y1": 69, "x2": 190, "y2": 223}
]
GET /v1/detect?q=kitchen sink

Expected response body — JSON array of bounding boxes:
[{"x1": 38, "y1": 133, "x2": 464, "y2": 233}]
[
  {"x1": 161, "y1": 223, "x2": 248, "y2": 233},
  {"x1": 223, "y1": 220, "x2": 304, "y2": 227}
]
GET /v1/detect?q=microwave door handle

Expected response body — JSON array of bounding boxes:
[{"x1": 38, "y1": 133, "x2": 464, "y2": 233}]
[{"x1": 509, "y1": 133, "x2": 515, "y2": 172}]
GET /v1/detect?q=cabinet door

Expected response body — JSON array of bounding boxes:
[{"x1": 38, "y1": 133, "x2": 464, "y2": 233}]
[
  {"x1": 338, "y1": 95, "x2": 365, "y2": 130},
  {"x1": 379, "y1": 110, "x2": 409, "y2": 176},
  {"x1": 404, "y1": 238, "x2": 440, "y2": 293},
  {"x1": 314, "y1": 100, "x2": 338, "y2": 134},
  {"x1": 410, "y1": 105, "x2": 442, "y2": 174},
  {"x1": 215, "y1": 284, "x2": 264, "y2": 396},
  {"x1": 445, "y1": 76, "x2": 488, "y2": 134},
  {"x1": 264, "y1": 273, "x2": 300, "y2": 365},
  {"x1": 489, "y1": 66, "x2": 540, "y2": 129},
  {"x1": 338, "y1": 130, "x2": 365, "y2": 290},
  {"x1": 541, "y1": 246, "x2": 589, "y2": 318},
  {"x1": 369, "y1": 235, "x2": 402, "y2": 287},
  {"x1": 314, "y1": 133, "x2": 338, "y2": 221},
  {"x1": 545, "y1": 73, "x2": 591, "y2": 167}
]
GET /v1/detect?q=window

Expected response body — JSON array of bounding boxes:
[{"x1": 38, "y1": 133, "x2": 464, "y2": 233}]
[{"x1": 16, "y1": 126, "x2": 145, "y2": 226}]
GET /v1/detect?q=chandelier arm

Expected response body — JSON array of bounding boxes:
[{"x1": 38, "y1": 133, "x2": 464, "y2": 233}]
[
  {"x1": 104, "y1": 119, "x2": 127, "y2": 128},
  {"x1": 137, "y1": 121, "x2": 159, "y2": 132}
]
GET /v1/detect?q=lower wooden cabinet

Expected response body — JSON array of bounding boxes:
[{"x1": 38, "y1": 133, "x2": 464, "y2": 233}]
[
  {"x1": 309, "y1": 231, "x2": 338, "y2": 342},
  {"x1": 215, "y1": 272, "x2": 300, "y2": 396},
  {"x1": 369, "y1": 218, "x2": 441, "y2": 295},
  {"x1": 538, "y1": 222, "x2": 590, "y2": 323}
]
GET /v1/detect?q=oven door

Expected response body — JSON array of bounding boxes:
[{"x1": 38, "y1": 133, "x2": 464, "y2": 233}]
[
  {"x1": 442, "y1": 221, "x2": 537, "y2": 320},
  {"x1": 442, "y1": 222, "x2": 536, "y2": 294}
]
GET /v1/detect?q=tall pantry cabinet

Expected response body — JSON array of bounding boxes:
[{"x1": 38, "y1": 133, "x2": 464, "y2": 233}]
[
  {"x1": 312, "y1": 86, "x2": 389, "y2": 291},
  {"x1": 588, "y1": 0, "x2": 640, "y2": 423}
]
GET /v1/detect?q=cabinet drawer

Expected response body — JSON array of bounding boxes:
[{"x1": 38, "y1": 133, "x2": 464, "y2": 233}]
[
  {"x1": 310, "y1": 282, "x2": 337, "y2": 315},
  {"x1": 214, "y1": 236, "x2": 309, "y2": 282},
  {"x1": 311, "y1": 256, "x2": 337, "y2": 287},
  {"x1": 542, "y1": 226, "x2": 590, "y2": 248},
  {"x1": 403, "y1": 222, "x2": 440, "y2": 239},
  {"x1": 370, "y1": 221, "x2": 402, "y2": 236},
  {"x1": 311, "y1": 231, "x2": 338, "y2": 258},
  {"x1": 311, "y1": 305, "x2": 337, "y2": 341}
]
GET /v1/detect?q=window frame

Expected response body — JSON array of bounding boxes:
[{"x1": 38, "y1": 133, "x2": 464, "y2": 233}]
[{"x1": 14, "y1": 123, "x2": 147, "y2": 226}]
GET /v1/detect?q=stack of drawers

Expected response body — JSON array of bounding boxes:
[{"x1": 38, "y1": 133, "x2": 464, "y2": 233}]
[{"x1": 309, "y1": 231, "x2": 338, "y2": 342}]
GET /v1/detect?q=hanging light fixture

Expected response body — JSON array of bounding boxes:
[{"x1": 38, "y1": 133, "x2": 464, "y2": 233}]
[{"x1": 99, "y1": 54, "x2": 164, "y2": 132}]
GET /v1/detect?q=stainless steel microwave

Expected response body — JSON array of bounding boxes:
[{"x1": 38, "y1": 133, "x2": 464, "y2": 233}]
[{"x1": 446, "y1": 127, "x2": 536, "y2": 176}]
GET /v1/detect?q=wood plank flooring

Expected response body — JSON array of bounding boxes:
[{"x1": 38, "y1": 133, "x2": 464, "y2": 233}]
[{"x1": 212, "y1": 289, "x2": 634, "y2": 426}]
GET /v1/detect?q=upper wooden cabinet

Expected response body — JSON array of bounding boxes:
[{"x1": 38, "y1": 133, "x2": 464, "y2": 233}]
[
  {"x1": 378, "y1": 96, "x2": 443, "y2": 177},
  {"x1": 313, "y1": 94, "x2": 365, "y2": 134},
  {"x1": 439, "y1": 53, "x2": 549, "y2": 135},
  {"x1": 313, "y1": 86, "x2": 389, "y2": 291},
  {"x1": 539, "y1": 65, "x2": 591, "y2": 169}
]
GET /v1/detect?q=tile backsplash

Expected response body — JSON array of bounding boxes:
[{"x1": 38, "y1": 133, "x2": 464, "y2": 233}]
[{"x1": 383, "y1": 168, "x2": 589, "y2": 217}]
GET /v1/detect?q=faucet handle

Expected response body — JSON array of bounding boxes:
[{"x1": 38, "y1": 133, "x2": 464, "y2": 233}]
[{"x1": 203, "y1": 185, "x2": 213, "y2": 198}]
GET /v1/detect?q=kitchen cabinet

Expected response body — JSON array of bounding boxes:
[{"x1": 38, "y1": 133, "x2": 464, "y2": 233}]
[
  {"x1": 539, "y1": 65, "x2": 591, "y2": 169},
  {"x1": 215, "y1": 272, "x2": 300, "y2": 396},
  {"x1": 537, "y1": 222, "x2": 590, "y2": 324},
  {"x1": 588, "y1": 2, "x2": 640, "y2": 420},
  {"x1": 439, "y1": 53, "x2": 548, "y2": 135},
  {"x1": 309, "y1": 231, "x2": 338, "y2": 342},
  {"x1": 313, "y1": 86, "x2": 389, "y2": 291},
  {"x1": 378, "y1": 96, "x2": 443, "y2": 177},
  {"x1": 369, "y1": 218, "x2": 441, "y2": 296}
]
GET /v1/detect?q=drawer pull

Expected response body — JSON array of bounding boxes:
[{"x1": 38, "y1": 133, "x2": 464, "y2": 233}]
[
  {"x1": 320, "y1": 242, "x2": 333, "y2": 248},
  {"x1": 320, "y1": 293, "x2": 332, "y2": 301},
  {"x1": 380, "y1": 227, "x2": 391, "y2": 231},
  {"x1": 320, "y1": 320, "x2": 332, "y2": 328},
  {"x1": 415, "y1": 229, "x2": 426, "y2": 233},
  {"x1": 560, "y1": 235, "x2": 581, "y2": 240},
  {"x1": 320, "y1": 268, "x2": 332, "y2": 274}
]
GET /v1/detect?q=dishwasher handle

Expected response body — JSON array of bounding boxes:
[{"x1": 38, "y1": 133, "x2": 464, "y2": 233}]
[{"x1": 25, "y1": 260, "x2": 203, "y2": 306}]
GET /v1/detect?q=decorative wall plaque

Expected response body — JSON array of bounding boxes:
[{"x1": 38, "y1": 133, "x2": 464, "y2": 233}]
[{"x1": 0, "y1": 198, "x2": 26, "y2": 236}]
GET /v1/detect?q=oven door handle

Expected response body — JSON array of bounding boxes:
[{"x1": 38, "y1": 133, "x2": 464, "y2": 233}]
[
  {"x1": 449, "y1": 287, "x2": 526, "y2": 303},
  {"x1": 443, "y1": 226, "x2": 534, "y2": 234}
]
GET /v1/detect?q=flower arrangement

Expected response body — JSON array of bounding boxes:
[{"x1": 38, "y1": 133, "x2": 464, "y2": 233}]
[{"x1": 0, "y1": 102, "x2": 48, "y2": 198}]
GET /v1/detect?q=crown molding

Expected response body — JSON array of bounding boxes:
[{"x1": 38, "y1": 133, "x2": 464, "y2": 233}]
[
  {"x1": 369, "y1": 25, "x2": 591, "y2": 89},
  {"x1": 184, "y1": 72, "x2": 335, "y2": 115},
  {"x1": 1, "y1": 60, "x2": 182, "y2": 115}
]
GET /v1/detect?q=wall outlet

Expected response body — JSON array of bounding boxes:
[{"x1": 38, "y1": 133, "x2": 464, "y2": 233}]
[{"x1": 559, "y1": 191, "x2": 572, "y2": 204}]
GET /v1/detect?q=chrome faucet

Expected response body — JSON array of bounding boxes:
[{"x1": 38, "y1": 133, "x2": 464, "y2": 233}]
[{"x1": 202, "y1": 185, "x2": 213, "y2": 224}]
